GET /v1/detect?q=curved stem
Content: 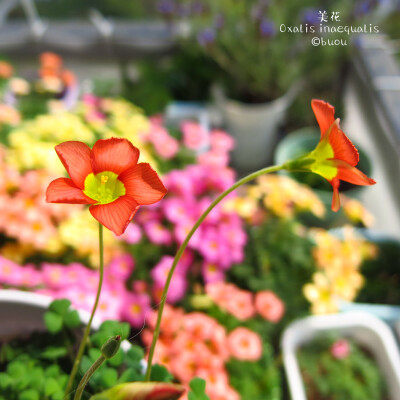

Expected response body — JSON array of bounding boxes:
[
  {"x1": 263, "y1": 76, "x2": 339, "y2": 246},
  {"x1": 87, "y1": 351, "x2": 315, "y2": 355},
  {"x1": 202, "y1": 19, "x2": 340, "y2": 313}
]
[
  {"x1": 73, "y1": 356, "x2": 105, "y2": 400},
  {"x1": 144, "y1": 164, "x2": 284, "y2": 381},
  {"x1": 64, "y1": 223, "x2": 105, "y2": 398}
]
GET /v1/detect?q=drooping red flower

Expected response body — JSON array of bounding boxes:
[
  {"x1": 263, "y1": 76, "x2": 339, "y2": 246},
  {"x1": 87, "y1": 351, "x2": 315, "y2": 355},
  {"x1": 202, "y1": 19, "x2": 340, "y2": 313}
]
[
  {"x1": 46, "y1": 138, "x2": 167, "y2": 235},
  {"x1": 305, "y1": 99, "x2": 376, "y2": 211}
]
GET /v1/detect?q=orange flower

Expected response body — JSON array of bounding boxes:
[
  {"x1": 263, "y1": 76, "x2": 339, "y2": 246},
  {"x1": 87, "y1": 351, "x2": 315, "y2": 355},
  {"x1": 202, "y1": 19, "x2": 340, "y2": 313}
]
[
  {"x1": 291, "y1": 100, "x2": 376, "y2": 211},
  {"x1": 227, "y1": 327, "x2": 263, "y2": 361},
  {"x1": 0, "y1": 61, "x2": 13, "y2": 79},
  {"x1": 46, "y1": 138, "x2": 167, "y2": 235}
]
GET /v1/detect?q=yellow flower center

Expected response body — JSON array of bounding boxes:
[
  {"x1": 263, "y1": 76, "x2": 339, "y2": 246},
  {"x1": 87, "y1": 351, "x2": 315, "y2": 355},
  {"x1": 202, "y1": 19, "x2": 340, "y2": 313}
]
[{"x1": 83, "y1": 171, "x2": 126, "y2": 204}]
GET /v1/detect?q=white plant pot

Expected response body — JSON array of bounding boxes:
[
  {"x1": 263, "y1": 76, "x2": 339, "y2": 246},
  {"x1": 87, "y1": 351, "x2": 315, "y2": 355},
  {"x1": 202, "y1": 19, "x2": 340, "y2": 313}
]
[
  {"x1": 282, "y1": 311, "x2": 400, "y2": 400},
  {"x1": 213, "y1": 82, "x2": 301, "y2": 172},
  {"x1": 0, "y1": 289, "x2": 129, "y2": 352},
  {"x1": 0, "y1": 289, "x2": 96, "y2": 340}
]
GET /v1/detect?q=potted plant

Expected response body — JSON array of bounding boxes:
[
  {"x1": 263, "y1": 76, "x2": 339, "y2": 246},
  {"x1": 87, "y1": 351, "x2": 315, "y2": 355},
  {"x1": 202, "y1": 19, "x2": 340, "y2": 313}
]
[
  {"x1": 281, "y1": 311, "x2": 400, "y2": 400},
  {"x1": 163, "y1": 0, "x2": 303, "y2": 172}
]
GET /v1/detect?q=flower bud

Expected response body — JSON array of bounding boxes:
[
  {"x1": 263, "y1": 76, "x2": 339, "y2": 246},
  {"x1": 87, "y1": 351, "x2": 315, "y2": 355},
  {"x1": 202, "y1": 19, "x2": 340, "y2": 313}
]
[
  {"x1": 101, "y1": 335, "x2": 121, "y2": 359},
  {"x1": 90, "y1": 382, "x2": 185, "y2": 400}
]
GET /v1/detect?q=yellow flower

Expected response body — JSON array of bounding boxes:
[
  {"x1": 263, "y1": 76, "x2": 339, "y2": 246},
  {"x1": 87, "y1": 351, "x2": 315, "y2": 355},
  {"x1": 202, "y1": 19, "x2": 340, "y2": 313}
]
[
  {"x1": 303, "y1": 272, "x2": 338, "y2": 314},
  {"x1": 342, "y1": 198, "x2": 374, "y2": 227}
]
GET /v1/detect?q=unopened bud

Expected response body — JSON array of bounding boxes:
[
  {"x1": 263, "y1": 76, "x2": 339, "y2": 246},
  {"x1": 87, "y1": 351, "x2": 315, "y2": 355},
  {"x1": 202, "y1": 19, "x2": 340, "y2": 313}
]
[{"x1": 101, "y1": 335, "x2": 121, "y2": 359}]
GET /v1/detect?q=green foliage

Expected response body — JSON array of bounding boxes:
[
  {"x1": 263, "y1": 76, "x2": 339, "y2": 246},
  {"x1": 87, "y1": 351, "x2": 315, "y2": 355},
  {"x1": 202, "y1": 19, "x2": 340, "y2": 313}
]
[
  {"x1": 44, "y1": 299, "x2": 80, "y2": 334},
  {"x1": 150, "y1": 364, "x2": 174, "y2": 383},
  {"x1": 226, "y1": 346, "x2": 281, "y2": 400},
  {"x1": 188, "y1": 378, "x2": 210, "y2": 400},
  {"x1": 357, "y1": 238, "x2": 400, "y2": 304},
  {"x1": 0, "y1": 299, "x2": 148, "y2": 399},
  {"x1": 229, "y1": 218, "x2": 315, "y2": 330},
  {"x1": 298, "y1": 336, "x2": 388, "y2": 400}
]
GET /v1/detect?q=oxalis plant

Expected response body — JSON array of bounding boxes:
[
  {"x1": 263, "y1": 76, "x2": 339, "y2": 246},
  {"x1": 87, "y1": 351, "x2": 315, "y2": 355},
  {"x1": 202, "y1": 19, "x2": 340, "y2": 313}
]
[{"x1": 43, "y1": 99, "x2": 375, "y2": 399}]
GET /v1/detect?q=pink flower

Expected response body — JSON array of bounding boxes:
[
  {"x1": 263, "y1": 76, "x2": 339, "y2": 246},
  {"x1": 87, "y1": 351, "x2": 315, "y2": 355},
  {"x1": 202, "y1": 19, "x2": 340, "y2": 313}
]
[
  {"x1": 202, "y1": 262, "x2": 225, "y2": 284},
  {"x1": 144, "y1": 221, "x2": 172, "y2": 245},
  {"x1": 153, "y1": 273, "x2": 187, "y2": 304},
  {"x1": 182, "y1": 312, "x2": 218, "y2": 340},
  {"x1": 151, "y1": 256, "x2": 186, "y2": 284},
  {"x1": 331, "y1": 339, "x2": 350, "y2": 359},
  {"x1": 181, "y1": 121, "x2": 209, "y2": 151},
  {"x1": 121, "y1": 292, "x2": 151, "y2": 328},
  {"x1": 197, "y1": 151, "x2": 229, "y2": 168},
  {"x1": 0, "y1": 257, "x2": 23, "y2": 286},
  {"x1": 255, "y1": 291, "x2": 285, "y2": 323},
  {"x1": 153, "y1": 135, "x2": 180, "y2": 159},
  {"x1": 163, "y1": 198, "x2": 191, "y2": 224},
  {"x1": 119, "y1": 223, "x2": 142, "y2": 244},
  {"x1": 198, "y1": 228, "x2": 228, "y2": 265},
  {"x1": 210, "y1": 129, "x2": 235, "y2": 152},
  {"x1": 106, "y1": 254, "x2": 134, "y2": 280},
  {"x1": 225, "y1": 290, "x2": 255, "y2": 321},
  {"x1": 227, "y1": 327, "x2": 263, "y2": 361}
]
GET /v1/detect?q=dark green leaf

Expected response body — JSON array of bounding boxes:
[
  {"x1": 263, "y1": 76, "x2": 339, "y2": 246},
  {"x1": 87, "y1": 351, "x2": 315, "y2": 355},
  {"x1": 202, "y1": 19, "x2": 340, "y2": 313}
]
[
  {"x1": 64, "y1": 309, "x2": 81, "y2": 328},
  {"x1": 126, "y1": 346, "x2": 144, "y2": 363},
  {"x1": 150, "y1": 364, "x2": 173, "y2": 383},
  {"x1": 107, "y1": 348, "x2": 123, "y2": 367},
  {"x1": 188, "y1": 378, "x2": 210, "y2": 400}
]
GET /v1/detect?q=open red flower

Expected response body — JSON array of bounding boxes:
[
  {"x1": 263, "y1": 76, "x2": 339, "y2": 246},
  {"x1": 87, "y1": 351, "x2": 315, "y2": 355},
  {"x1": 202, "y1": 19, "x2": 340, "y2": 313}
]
[
  {"x1": 46, "y1": 138, "x2": 167, "y2": 235},
  {"x1": 304, "y1": 99, "x2": 376, "y2": 211}
]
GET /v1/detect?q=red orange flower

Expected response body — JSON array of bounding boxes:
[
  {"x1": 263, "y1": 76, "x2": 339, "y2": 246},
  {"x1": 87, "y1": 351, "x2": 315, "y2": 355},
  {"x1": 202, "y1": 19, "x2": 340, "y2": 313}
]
[
  {"x1": 46, "y1": 138, "x2": 167, "y2": 235},
  {"x1": 300, "y1": 99, "x2": 376, "y2": 211}
]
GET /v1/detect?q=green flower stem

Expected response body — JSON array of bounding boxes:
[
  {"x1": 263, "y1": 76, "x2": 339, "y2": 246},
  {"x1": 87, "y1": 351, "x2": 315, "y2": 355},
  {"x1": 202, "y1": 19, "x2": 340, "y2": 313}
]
[
  {"x1": 73, "y1": 355, "x2": 106, "y2": 400},
  {"x1": 144, "y1": 164, "x2": 285, "y2": 381},
  {"x1": 64, "y1": 223, "x2": 105, "y2": 398}
]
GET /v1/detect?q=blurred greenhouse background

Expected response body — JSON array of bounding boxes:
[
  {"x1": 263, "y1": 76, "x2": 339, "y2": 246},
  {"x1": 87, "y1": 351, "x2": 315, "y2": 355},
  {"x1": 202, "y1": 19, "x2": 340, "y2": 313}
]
[{"x1": 1, "y1": 1, "x2": 400, "y2": 400}]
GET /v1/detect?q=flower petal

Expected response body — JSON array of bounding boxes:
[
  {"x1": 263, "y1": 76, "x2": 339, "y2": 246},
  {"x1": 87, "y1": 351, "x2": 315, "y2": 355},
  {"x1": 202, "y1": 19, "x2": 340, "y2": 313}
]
[
  {"x1": 311, "y1": 99, "x2": 335, "y2": 138},
  {"x1": 330, "y1": 178, "x2": 341, "y2": 212},
  {"x1": 334, "y1": 159, "x2": 376, "y2": 186},
  {"x1": 46, "y1": 178, "x2": 96, "y2": 204},
  {"x1": 328, "y1": 123, "x2": 359, "y2": 166},
  {"x1": 55, "y1": 141, "x2": 92, "y2": 189},
  {"x1": 91, "y1": 138, "x2": 140, "y2": 175},
  {"x1": 89, "y1": 195, "x2": 139, "y2": 236},
  {"x1": 119, "y1": 163, "x2": 167, "y2": 205}
]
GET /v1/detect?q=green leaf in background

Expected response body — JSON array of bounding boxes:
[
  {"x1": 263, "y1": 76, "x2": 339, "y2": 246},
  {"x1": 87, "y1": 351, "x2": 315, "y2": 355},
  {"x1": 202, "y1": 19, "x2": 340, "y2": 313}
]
[
  {"x1": 149, "y1": 364, "x2": 173, "y2": 383},
  {"x1": 40, "y1": 346, "x2": 67, "y2": 360},
  {"x1": 0, "y1": 372, "x2": 13, "y2": 389},
  {"x1": 44, "y1": 377, "x2": 61, "y2": 397},
  {"x1": 98, "y1": 368, "x2": 118, "y2": 388},
  {"x1": 63, "y1": 309, "x2": 81, "y2": 328},
  {"x1": 7, "y1": 361, "x2": 26, "y2": 378},
  {"x1": 126, "y1": 346, "x2": 144, "y2": 363},
  {"x1": 44, "y1": 311, "x2": 63, "y2": 334},
  {"x1": 107, "y1": 348, "x2": 124, "y2": 367},
  {"x1": 117, "y1": 368, "x2": 144, "y2": 384},
  {"x1": 99, "y1": 320, "x2": 130, "y2": 340},
  {"x1": 49, "y1": 299, "x2": 71, "y2": 316},
  {"x1": 19, "y1": 389, "x2": 39, "y2": 400},
  {"x1": 188, "y1": 378, "x2": 210, "y2": 400}
]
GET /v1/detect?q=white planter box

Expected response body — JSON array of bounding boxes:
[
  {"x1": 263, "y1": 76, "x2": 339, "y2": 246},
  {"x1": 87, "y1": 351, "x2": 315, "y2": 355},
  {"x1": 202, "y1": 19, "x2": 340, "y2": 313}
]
[
  {"x1": 282, "y1": 311, "x2": 400, "y2": 400},
  {"x1": 0, "y1": 289, "x2": 131, "y2": 352}
]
